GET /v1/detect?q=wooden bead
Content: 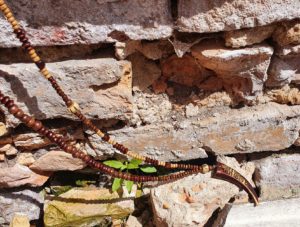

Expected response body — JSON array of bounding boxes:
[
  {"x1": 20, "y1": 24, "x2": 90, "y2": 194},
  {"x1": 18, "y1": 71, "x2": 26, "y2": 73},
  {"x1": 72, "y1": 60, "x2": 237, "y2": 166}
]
[
  {"x1": 1, "y1": 96, "x2": 9, "y2": 105},
  {"x1": 14, "y1": 109, "x2": 24, "y2": 118},
  {"x1": 21, "y1": 115, "x2": 30, "y2": 124},
  {"x1": 8, "y1": 105, "x2": 18, "y2": 114},
  {"x1": 5, "y1": 100, "x2": 14, "y2": 108},
  {"x1": 32, "y1": 121, "x2": 42, "y2": 131}
]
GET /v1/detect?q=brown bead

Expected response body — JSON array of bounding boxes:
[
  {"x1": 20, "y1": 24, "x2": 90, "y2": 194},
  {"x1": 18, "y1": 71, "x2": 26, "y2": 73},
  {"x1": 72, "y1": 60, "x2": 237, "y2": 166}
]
[
  {"x1": 66, "y1": 145, "x2": 73, "y2": 153},
  {"x1": 5, "y1": 100, "x2": 14, "y2": 108},
  {"x1": 35, "y1": 60, "x2": 45, "y2": 70},
  {"x1": 8, "y1": 105, "x2": 18, "y2": 114},
  {"x1": 102, "y1": 134, "x2": 110, "y2": 142},
  {"x1": 46, "y1": 131, "x2": 55, "y2": 140},
  {"x1": 1, "y1": 96, "x2": 9, "y2": 105},
  {"x1": 38, "y1": 127, "x2": 47, "y2": 135},
  {"x1": 26, "y1": 117, "x2": 35, "y2": 127},
  {"x1": 32, "y1": 121, "x2": 42, "y2": 131},
  {"x1": 21, "y1": 114, "x2": 30, "y2": 123}
]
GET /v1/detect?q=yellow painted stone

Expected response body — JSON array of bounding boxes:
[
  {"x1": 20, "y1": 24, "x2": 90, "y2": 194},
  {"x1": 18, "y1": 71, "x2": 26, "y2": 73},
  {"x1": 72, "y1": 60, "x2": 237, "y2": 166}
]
[{"x1": 9, "y1": 214, "x2": 30, "y2": 227}]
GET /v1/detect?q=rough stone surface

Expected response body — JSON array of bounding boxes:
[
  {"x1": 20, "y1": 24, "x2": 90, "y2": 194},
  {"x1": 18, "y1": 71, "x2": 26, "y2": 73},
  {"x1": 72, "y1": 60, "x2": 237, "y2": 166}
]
[
  {"x1": 213, "y1": 198, "x2": 300, "y2": 227},
  {"x1": 224, "y1": 24, "x2": 276, "y2": 48},
  {"x1": 0, "y1": 59, "x2": 132, "y2": 126},
  {"x1": 89, "y1": 102, "x2": 300, "y2": 159},
  {"x1": 192, "y1": 40, "x2": 273, "y2": 102},
  {"x1": 44, "y1": 187, "x2": 134, "y2": 227},
  {"x1": 30, "y1": 150, "x2": 86, "y2": 171},
  {"x1": 0, "y1": 164, "x2": 50, "y2": 188},
  {"x1": 9, "y1": 214, "x2": 30, "y2": 227},
  {"x1": 177, "y1": 0, "x2": 300, "y2": 33},
  {"x1": 0, "y1": 122, "x2": 7, "y2": 137},
  {"x1": 150, "y1": 156, "x2": 254, "y2": 227},
  {"x1": 129, "y1": 53, "x2": 161, "y2": 92},
  {"x1": 266, "y1": 57, "x2": 295, "y2": 87},
  {"x1": 0, "y1": 189, "x2": 43, "y2": 224},
  {"x1": 0, "y1": 0, "x2": 173, "y2": 48},
  {"x1": 253, "y1": 153, "x2": 300, "y2": 201},
  {"x1": 16, "y1": 152, "x2": 35, "y2": 166},
  {"x1": 273, "y1": 20, "x2": 300, "y2": 46}
]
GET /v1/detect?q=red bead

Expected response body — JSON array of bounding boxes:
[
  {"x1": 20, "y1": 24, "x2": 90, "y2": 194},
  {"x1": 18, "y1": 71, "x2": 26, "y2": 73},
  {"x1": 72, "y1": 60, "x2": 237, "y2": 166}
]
[
  {"x1": 32, "y1": 121, "x2": 42, "y2": 131},
  {"x1": 26, "y1": 118, "x2": 35, "y2": 127},
  {"x1": 8, "y1": 105, "x2": 18, "y2": 114},
  {"x1": 5, "y1": 100, "x2": 14, "y2": 108},
  {"x1": 21, "y1": 115, "x2": 30, "y2": 123},
  {"x1": 1, "y1": 96, "x2": 10, "y2": 105}
]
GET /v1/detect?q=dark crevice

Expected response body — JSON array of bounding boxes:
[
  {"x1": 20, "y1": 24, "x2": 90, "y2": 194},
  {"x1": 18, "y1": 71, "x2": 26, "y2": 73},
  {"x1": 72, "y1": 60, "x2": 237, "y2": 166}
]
[{"x1": 170, "y1": 0, "x2": 178, "y2": 21}]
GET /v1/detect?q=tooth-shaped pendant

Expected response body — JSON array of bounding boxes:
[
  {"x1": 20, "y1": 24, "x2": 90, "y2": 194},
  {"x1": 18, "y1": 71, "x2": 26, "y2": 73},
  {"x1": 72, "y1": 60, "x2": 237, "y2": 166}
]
[{"x1": 213, "y1": 162, "x2": 259, "y2": 206}]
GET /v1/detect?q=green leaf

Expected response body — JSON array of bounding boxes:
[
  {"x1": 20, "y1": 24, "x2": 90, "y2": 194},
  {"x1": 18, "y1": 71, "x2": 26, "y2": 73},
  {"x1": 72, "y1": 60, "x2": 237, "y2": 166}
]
[
  {"x1": 120, "y1": 165, "x2": 127, "y2": 171},
  {"x1": 124, "y1": 180, "x2": 134, "y2": 193},
  {"x1": 140, "y1": 166, "x2": 157, "y2": 173},
  {"x1": 127, "y1": 159, "x2": 142, "y2": 169},
  {"x1": 103, "y1": 160, "x2": 125, "y2": 169},
  {"x1": 112, "y1": 178, "x2": 122, "y2": 192}
]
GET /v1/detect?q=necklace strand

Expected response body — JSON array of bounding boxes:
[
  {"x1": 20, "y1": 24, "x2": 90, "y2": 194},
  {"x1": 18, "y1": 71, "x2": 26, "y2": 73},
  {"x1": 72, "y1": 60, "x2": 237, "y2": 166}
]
[{"x1": 0, "y1": 0, "x2": 207, "y2": 171}]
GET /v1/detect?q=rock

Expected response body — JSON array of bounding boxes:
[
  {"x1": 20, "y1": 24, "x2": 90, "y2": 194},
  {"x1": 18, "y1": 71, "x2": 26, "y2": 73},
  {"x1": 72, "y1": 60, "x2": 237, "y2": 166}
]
[
  {"x1": 9, "y1": 215, "x2": 30, "y2": 227},
  {"x1": 0, "y1": 164, "x2": 50, "y2": 188},
  {"x1": 16, "y1": 152, "x2": 35, "y2": 166},
  {"x1": 268, "y1": 86, "x2": 300, "y2": 105},
  {"x1": 294, "y1": 136, "x2": 300, "y2": 146},
  {"x1": 13, "y1": 125, "x2": 84, "y2": 150},
  {"x1": 162, "y1": 55, "x2": 209, "y2": 87},
  {"x1": 0, "y1": 153, "x2": 4, "y2": 161},
  {"x1": 177, "y1": 0, "x2": 300, "y2": 33},
  {"x1": 90, "y1": 102, "x2": 300, "y2": 159},
  {"x1": 152, "y1": 79, "x2": 168, "y2": 94},
  {"x1": 213, "y1": 198, "x2": 300, "y2": 227},
  {"x1": 0, "y1": 122, "x2": 7, "y2": 137},
  {"x1": 224, "y1": 24, "x2": 276, "y2": 48},
  {"x1": 185, "y1": 103, "x2": 199, "y2": 118},
  {"x1": 0, "y1": 0, "x2": 173, "y2": 48},
  {"x1": 253, "y1": 153, "x2": 300, "y2": 201},
  {"x1": 0, "y1": 144, "x2": 17, "y2": 156},
  {"x1": 276, "y1": 43, "x2": 300, "y2": 57},
  {"x1": 273, "y1": 19, "x2": 300, "y2": 46},
  {"x1": 0, "y1": 189, "x2": 43, "y2": 224},
  {"x1": 266, "y1": 57, "x2": 295, "y2": 87},
  {"x1": 129, "y1": 53, "x2": 161, "y2": 92},
  {"x1": 126, "y1": 215, "x2": 142, "y2": 227},
  {"x1": 30, "y1": 150, "x2": 86, "y2": 171},
  {"x1": 150, "y1": 156, "x2": 254, "y2": 227},
  {"x1": 0, "y1": 59, "x2": 132, "y2": 126},
  {"x1": 115, "y1": 40, "x2": 173, "y2": 60},
  {"x1": 192, "y1": 40, "x2": 273, "y2": 102},
  {"x1": 44, "y1": 187, "x2": 134, "y2": 227}
]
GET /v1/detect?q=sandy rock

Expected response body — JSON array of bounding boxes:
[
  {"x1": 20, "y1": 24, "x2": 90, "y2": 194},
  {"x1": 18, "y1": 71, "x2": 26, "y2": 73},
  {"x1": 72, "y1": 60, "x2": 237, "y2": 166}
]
[
  {"x1": 213, "y1": 198, "x2": 300, "y2": 227},
  {"x1": 0, "y1": 144, "x2": 17, "y2": 157},
  {"x1": 0, "y1": 189, "x2": 43, "y2": 225},
  {"x1": 0, "y1": 164, "x2": 50, "y2": 188},
  {"x1": 0, "y1": 59, "x2": 132, "y2": 126},
  {"x1": 177, "y1": 0, "x2": 300, "y2": 33},
  {"x1": 129, "y1": 53, "x2": 161, "y2": 92},
  {"x1": 253, "y1": 153, "x2": 300, "y2": 201},
  {"x1": 294, "y1": 136, "x2": 300, "y2": 146},
  {"x1": 273, "y1": 19, "x2": 300, "y2": 46},
  {"x1": 162, "y1": 55, "x2": 209, "y2": 87},
  {"x1": 268, "y1": 86, "x2": 300, "y2": 105},
  {"x1": 0, "y1": 122, "x2": 7, "y2": 137},
  {"x1": 16, "y1": 152, "x2": 35, "y2": 166},
  {"x1": 192, "y1": 40, "x2": 273, "y2": 102},
  {"x1": 9, "y1": 215, "x2": 30, "y2": 227},
  {"x1": 266, "y1": 57, "x2": 295, "y2": 87},
  {"x1": 30, "y1": 150, "x2": 86, "y2": 171},
  {"x1": 224, "y1": 24, "x2": 276, "y2": 48},
  {"x1": 185, "y1": 103, "x2": 199, "y2": 118},
  {"x1": 151, "y1": 156, "x2": 254, "y2": 227},
  {"x1": 44, "y1": 187, "x2": 133, "y2": 227},
  {"x1": 0, "y1": 0, "x2": 173, "y2": 48},
  {"x1": 126, "y1": 215, "x2": 142, "y2": 227}
]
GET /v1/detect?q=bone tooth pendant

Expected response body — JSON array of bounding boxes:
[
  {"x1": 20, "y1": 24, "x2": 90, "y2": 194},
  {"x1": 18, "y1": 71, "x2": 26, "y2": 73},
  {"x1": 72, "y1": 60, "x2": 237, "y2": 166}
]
[{"x1": 213, "y1": 162, "x2": 259, "y2": 206}]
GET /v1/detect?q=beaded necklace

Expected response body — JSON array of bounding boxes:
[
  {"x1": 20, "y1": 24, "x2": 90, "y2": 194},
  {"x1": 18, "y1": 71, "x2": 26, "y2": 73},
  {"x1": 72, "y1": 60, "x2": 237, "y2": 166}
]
[{"x1": 0, "y1": 0, "x2": 258, "y2": 205}]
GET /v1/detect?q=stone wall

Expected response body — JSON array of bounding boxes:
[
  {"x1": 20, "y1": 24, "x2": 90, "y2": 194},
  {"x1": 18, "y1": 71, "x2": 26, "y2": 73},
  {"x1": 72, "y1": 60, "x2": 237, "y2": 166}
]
[{"x1": 0, "y1": 0, "x2": 300, "y2": 226}]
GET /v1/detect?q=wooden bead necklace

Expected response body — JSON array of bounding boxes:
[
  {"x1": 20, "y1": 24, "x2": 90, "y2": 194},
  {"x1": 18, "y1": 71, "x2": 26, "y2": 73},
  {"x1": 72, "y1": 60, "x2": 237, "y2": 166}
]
[{"x1": 0, "y1": 0, "x2": 258, "y2": 205}]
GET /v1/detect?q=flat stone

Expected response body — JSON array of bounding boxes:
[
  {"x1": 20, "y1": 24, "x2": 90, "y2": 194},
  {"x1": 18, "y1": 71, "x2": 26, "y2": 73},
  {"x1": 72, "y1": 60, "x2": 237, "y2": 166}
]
[
  {"x1": 16, "y1": 152, "x2": 35, "y2": 166},
  {"x1": 89, "y1": 102, "x2": 300, "y2": 159},
  {"x1": 0, "y1": 122, "x2": 7, "y2": 137},
  {"x1": 213, "y1": 198, "x2": 300, "y2": 227},
  {"x1": 0, "y1": 59, "x2": 132, "y2": 126},
  {"x1": 44, "y1": 187, "x2": 133, "y2": 227},
  {"x1": 9, "y1": 214, "x2": 30, "y2": 227},
  {"x1": 0, "y1": 0, "x2": 173, "y2": 48},
  {"x1": 30, "y1": 150, "x2": 86, "y2": 171},
  {"x1": 224, "y1": 24, "x2": 276, "y2": 48},
  {"x1": 273, "y1": 19, "x2": 300, "y2": 46},
  {"x1": 177, "y1": 0, "x2": 300, "y2": 33},
  {"x1": 0, "y1": 189, "x2": 43, "y2": 225},
  {"x1": 253, "y1": 153, "x2": 300, "y2": 201},
  {"x1": 0, "y1": 164, "x2": 50, "y2": 188},
  {"x1": 151, "y1": 156, "x2": 254, "y2": 227},
  {"x1": 192, "y1": 40, "x2": 273, "y2": 102}
]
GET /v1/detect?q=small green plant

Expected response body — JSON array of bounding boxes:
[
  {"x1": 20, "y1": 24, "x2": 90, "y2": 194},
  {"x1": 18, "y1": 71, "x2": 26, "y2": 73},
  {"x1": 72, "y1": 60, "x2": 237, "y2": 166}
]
[{"x1": 103, "y1": 159, "x2": 157, "y2": 194}]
